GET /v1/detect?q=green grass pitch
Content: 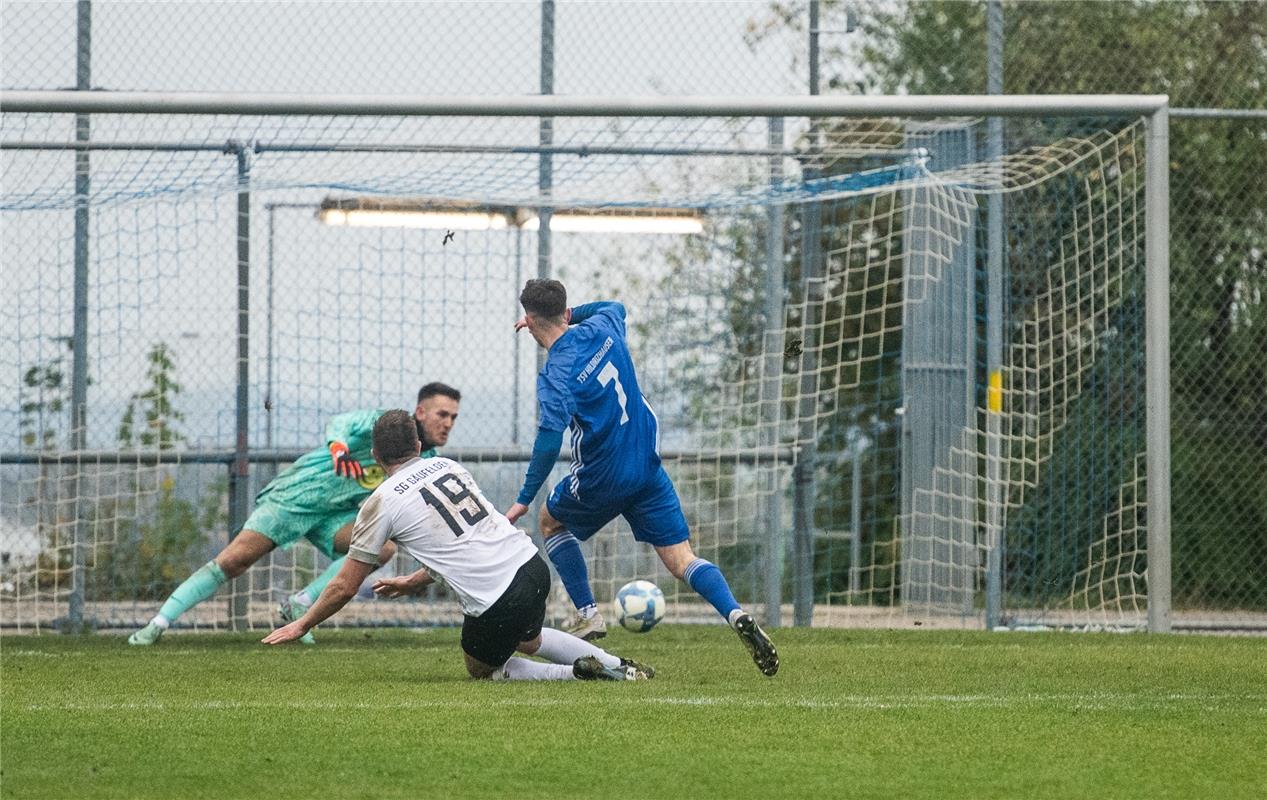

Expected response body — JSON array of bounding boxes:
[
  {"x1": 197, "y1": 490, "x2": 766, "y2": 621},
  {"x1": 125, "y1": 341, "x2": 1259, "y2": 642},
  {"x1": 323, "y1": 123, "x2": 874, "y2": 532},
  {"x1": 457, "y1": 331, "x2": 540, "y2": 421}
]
[{"x1": 3, "y1": 627, "x2": 1265, "y2": 799}]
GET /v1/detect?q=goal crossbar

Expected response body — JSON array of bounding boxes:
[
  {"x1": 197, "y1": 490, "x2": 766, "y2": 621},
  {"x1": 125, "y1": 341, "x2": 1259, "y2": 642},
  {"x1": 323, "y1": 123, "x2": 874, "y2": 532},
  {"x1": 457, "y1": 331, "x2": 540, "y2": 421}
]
[{"x1": 1, "y1": 91, "x2": 1168, "y2": 118}]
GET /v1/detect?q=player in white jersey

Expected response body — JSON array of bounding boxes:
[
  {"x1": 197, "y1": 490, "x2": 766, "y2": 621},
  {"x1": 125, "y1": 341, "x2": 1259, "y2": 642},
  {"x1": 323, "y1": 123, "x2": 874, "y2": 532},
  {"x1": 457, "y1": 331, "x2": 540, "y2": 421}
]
[{"x1": 263, "y1": 410, "x2": 654, "y2": 682}]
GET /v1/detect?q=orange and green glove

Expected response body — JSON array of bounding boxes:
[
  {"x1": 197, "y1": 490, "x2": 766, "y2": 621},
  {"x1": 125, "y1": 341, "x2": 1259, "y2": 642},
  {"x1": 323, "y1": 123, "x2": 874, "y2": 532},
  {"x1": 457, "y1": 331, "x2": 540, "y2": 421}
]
[{"x1": 329, "y1": 441, "x2": 364, "y2": 480}]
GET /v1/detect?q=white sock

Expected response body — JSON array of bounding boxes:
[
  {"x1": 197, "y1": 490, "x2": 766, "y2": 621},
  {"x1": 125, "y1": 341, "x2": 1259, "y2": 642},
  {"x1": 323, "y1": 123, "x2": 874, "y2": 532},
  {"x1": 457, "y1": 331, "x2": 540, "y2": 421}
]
[
  {"x1": 497, "y1": 656, "x2": 576, "y2": 681},
  {"x1": 293, "y1": 590, "x2": 314, "y2": 607},
  {"x1": 535, "y1": 627, "x2": 620, "y2": 668},
  {"x1": 151, "y1": 614, "x2": 171, "y2": 629},
  {"x1": 728, "y1": 608, "x2": 746, "y2": 627},
  {"x1": 579, "y1": 603, "x2": 598, "y2": 619}
]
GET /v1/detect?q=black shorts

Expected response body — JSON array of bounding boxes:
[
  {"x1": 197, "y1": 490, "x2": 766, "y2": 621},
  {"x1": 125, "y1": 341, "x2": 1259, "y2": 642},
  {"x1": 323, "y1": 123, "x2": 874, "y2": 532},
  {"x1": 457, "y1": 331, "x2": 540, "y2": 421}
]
[{"x1": 460, "y1": 553, "x2": 550, "y2": 668}]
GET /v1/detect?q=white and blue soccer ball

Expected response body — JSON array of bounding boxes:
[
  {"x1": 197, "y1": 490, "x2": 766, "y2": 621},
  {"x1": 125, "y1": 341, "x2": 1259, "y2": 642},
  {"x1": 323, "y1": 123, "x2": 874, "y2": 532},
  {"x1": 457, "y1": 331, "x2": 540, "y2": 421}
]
[{"x1": 613, "y1": 579, "x2": 665, "y2": 633}]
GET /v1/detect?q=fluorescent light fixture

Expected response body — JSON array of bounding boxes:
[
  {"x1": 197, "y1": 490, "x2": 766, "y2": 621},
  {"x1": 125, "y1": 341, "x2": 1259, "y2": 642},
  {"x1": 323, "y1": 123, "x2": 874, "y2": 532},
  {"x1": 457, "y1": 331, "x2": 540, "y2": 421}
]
[
  {"x1": 318, "y1": 198, "x2": 704, "y2": 235},
  {"x1": 520, "y1": 210, "x2": 704, "y2": 235},
  {"x1": 318, "y1": 198, "x2": 517, "y2": 231},
  {"x1": 319, "y1": 208, "x2": 509, "y2": 230}
]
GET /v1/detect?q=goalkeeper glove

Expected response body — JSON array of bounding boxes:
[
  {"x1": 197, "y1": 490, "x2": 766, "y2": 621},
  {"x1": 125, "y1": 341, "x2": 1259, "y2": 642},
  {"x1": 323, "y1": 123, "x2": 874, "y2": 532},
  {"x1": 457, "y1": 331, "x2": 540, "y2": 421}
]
[{"x1": 329, "y1": 441, "x2": 365, "y2": 480}]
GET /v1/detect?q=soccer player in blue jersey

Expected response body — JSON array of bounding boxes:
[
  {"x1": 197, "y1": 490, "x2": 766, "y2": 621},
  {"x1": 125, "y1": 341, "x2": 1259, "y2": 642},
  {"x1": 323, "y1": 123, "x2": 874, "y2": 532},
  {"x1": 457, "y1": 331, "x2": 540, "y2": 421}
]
[{"x1": 504, "y1": 279, "x2": 778, "y2": 676}]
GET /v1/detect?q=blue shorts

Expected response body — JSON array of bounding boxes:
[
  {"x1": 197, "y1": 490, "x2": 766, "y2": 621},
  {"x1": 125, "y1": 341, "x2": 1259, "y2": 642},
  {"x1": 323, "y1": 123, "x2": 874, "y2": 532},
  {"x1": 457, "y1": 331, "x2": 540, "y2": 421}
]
[{"x1": 545, "y1": 466, "x2": 690, "y2": 547}]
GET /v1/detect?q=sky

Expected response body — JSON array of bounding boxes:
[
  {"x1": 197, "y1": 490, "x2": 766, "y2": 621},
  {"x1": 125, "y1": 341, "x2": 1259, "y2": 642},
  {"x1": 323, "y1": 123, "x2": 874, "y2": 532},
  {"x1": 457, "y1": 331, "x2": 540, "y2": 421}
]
[{"x1": 2, "y1": 2, "x2": 873, "y2": 454}]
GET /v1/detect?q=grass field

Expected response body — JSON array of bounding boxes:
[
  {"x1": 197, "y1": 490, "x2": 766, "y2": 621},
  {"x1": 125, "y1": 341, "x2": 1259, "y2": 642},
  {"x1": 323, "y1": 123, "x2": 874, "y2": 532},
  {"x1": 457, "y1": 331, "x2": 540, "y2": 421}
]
[{"x1": 2, "y1": 626, "x2": 1265, "y2": 799}]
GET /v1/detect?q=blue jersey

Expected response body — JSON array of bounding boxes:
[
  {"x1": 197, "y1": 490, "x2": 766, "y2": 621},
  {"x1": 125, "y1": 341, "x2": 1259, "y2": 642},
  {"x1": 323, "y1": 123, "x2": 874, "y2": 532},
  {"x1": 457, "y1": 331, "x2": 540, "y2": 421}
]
[{"x1": 537, "y1": 303, "x2": 661, "y2": 499}]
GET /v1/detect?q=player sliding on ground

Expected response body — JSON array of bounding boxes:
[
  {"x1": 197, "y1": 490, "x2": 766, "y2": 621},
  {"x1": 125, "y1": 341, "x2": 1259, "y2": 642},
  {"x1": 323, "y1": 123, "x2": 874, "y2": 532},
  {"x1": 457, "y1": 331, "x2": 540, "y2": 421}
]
[
  {"x1": 504, "y1": 279, "x2": 779, "y2": 677},
  {"x1": 128, "y1": 384, "x2": 461, "y2": 646},
  {"x1": 263, "y1": 410, "x2": 654, "y2": 683}
]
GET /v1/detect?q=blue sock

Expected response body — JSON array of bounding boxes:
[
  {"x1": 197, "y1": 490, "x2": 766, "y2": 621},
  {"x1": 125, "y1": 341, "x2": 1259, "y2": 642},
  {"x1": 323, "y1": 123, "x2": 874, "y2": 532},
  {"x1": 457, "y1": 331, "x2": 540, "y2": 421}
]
[
  {"x1": 683, "y1": 558, "x2": 741, "y2": 620},
  {"x1": 544, "y1": 532, "x2": 597, "y2": 611}
]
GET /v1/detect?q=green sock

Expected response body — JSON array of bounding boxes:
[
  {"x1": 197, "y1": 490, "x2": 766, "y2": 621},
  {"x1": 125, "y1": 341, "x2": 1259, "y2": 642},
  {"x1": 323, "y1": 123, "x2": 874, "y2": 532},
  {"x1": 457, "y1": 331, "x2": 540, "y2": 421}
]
[
  {"x1": 157, "y1": 560, "x2": 228, "y2": 625},
  {"x1": 298, "y1": 557, "x2": 347, "y2": 606}
]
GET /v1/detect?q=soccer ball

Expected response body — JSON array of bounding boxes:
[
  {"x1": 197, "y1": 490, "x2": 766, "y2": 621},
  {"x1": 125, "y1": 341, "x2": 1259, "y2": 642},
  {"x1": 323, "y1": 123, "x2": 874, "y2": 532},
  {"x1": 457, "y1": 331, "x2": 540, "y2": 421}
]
[{"x1": 613, "y1": 579, "x2": 666, "y2": 633}]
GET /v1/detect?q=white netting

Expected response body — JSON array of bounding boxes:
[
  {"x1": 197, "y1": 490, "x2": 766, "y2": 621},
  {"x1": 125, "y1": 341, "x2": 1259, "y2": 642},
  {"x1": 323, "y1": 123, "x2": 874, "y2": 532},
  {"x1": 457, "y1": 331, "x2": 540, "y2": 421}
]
[{"x1": 1, "y1": 108, "x2": 1150, "y2": 631}]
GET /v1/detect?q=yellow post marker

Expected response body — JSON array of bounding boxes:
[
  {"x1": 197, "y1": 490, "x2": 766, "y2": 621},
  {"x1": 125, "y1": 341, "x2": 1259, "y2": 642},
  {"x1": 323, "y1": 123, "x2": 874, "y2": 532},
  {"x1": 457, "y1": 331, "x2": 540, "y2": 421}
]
[{"x1": 988, "y1": 370, "x2": 1003, "y2": 413}]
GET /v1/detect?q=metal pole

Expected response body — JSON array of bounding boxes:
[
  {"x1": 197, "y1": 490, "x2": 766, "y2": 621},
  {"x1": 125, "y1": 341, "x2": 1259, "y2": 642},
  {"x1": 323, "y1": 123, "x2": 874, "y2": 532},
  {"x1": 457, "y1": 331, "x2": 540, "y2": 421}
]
[
  {"x1": 1, "y1": 91, "x2": 1173, "y2": 118},
  {"x1": 529, "y1": 0, "x2": 555, "y2": 539},
  {"x1": 538, "y1": 0, "x2": 555, "y2": 294},
  {"x1": 792, "y1": 2, "x2": 823, "y2": 627},
  {"x1": 265, "y1": 205, "x2": 277, "y2": 457},
  {"x1": 984, "y1": 0, "x2": 1006, "y2": 630},
  {"x1": 761, "y1": 117, "x2": 786, "y2": 629},
  {"x1": 849, "y1": 442, "x2": 862, "y2": 597},
  {"x1": 228, "y1": 143, "x2": 253, "y2": 630},
  {"x1": 1145, "y1": 108, "x2": 1172, "y2": 633},
  {"x1": 65, "y1": 0, "x2": 91, "y2": 633},
  {"x1": 513, "y1": 226, "x2": 523, "y2": 446},
  {"x1": 809, "y1": 0, "x2": 820, "y2": 96}
]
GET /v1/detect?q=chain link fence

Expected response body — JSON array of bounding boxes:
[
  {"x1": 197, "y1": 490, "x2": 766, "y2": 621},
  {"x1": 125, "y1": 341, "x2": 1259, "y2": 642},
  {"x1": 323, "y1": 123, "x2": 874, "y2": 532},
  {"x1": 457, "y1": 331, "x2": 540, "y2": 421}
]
[{"x1": 2, "y1": 1, "x2": 1264, "y2": 630}]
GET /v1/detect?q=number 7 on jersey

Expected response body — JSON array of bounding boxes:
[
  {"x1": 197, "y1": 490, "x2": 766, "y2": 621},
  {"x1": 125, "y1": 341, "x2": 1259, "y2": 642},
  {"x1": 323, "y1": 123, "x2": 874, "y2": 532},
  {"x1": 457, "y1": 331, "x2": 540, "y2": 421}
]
[{"x1": 598, "y1": 361, "x2": 630, "y2": 424}]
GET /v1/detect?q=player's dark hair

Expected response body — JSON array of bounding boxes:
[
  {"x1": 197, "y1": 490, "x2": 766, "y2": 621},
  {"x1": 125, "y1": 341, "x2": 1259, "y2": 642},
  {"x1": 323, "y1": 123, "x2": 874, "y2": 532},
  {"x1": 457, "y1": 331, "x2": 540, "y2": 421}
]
[
  {"x1": 372, "y1": 409, "x2": 421, "y2": 467},
  {"x1": 417, "y1": 382, "x2": 461, "y2": 404},
  {"x1": 519, "y1": 278, "x2": 568, "y2": 322}
]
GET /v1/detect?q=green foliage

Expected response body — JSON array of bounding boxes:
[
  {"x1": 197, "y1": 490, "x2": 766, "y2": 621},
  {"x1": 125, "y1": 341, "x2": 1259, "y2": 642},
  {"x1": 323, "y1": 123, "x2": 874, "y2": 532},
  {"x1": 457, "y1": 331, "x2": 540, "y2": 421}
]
[
  {"x1": 87, "y1": 341, "x2": 223, "y2": 600},
  {"x1": 739, "y1": 0, "x2": 1267, "y2": 610},
  {"x1": 853, "y1": 0, "x2": 1267, "y2": 609},
  {"x1": 118, "y1": 342, "x2": 186, "y2": 449},
  {"x1": 86, "y1": 474, "x2": 226, "y2": 602}
]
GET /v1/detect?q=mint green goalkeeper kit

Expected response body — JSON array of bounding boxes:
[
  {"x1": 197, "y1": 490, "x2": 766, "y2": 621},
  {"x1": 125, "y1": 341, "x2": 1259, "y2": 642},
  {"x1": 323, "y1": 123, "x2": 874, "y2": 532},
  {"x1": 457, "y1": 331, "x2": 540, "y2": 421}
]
[{"x1": 243, "y1": 408, "x2": 437, "y2": 556}]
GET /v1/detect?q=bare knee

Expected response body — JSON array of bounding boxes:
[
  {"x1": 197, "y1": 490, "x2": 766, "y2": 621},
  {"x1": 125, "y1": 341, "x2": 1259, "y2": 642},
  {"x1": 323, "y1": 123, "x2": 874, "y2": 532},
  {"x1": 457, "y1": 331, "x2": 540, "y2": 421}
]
[
  {"x1": 214, "y1": 530, "x2": 275, "y2": 579},
  {"x1": 377, "y1": 540, "x2": 398, "y2": 566},
  {"x1": 656, "y1": 541, "x2": 698, "y2": 580},
  {"x1": 516, "y1": 634, "x2": 542, "y2": 657},
  {"x1": 464, "y1": 653, "x2": 499, "y2": 680},
  {"x1": 538, "y1": 506, "x2": 566, "y2": 537}
]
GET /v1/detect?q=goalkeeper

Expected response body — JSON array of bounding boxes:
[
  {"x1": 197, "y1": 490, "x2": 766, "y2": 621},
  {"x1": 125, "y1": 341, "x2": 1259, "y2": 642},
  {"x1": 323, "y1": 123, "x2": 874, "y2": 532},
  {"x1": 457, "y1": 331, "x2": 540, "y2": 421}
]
[{"x1": 128, "y1": 383, "x2": 461, "y2": 646}]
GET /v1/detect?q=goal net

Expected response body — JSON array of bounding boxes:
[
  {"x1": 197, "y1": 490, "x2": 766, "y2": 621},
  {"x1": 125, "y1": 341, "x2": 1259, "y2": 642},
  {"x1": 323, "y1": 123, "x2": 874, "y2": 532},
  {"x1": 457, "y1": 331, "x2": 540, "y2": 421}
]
[{"x1": 0, "y1": 99, "x2": 1160, "y2": 632}]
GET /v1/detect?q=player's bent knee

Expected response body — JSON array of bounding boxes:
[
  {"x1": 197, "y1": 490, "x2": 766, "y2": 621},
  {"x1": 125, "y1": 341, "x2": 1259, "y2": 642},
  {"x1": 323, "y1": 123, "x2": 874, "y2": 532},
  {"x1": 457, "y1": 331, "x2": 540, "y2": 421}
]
[
  {"x1": 538, "y1": 508, "x2": 565, "y2": 536},
  {"x1": 377, "y1": 539, "x2": 398, "y2": 566},
  {"x1": 464, "y1": 654, "x2": 499, "y2": 680},
  {"x1": 656, "y1": 542, "x2": 697, "y2": 580}
]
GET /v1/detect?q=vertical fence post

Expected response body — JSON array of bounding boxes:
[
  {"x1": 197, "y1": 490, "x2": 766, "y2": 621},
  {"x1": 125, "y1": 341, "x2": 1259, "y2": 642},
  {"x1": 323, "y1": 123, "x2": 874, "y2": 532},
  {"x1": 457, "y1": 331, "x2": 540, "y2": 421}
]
[
  {"x1": 761, "y1": 117, "x2": 786, "y2": 628},
  {"x1": 984, "y1": 0, "x2": 1006, "y2": 631},
  {"x1": 528, "y1": 0, "x2": 555, "y2": 543},
  {"x1": 792, "y1": 0, "x2": 824, "y2": 628},
  {"x1": 65, "y1": 0, "x2": 92, "y2": 633},
  {"x1": 1145, "y1": 108, "x2": 1172, "y2": 633},
  {"x1": 228, "y1": 142, "x2": 253, "y2": 630}
]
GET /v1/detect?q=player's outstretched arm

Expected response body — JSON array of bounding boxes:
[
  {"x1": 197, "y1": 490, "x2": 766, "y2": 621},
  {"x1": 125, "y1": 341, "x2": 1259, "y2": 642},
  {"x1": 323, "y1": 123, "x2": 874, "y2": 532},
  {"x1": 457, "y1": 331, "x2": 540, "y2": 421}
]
[
  {"x1": 372, "y1": 568, "x2": 435, "y2": 599},
  {"x1": 568, "y1": 301, "x2": 625, "y2": 325},
  {"x1": 507, "y1": 427, "x2": 564, "y2": 522},
  {"x1": 262, "y1": 558, "x2": 376, "y2": 644}
]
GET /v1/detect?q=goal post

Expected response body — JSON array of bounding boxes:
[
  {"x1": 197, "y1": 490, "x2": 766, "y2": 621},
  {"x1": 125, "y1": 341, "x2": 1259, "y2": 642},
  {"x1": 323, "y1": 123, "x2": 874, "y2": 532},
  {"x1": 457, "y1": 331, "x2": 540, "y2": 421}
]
[{"x1": 0, "y1": 92, "x2": 1170, "y2": 633}]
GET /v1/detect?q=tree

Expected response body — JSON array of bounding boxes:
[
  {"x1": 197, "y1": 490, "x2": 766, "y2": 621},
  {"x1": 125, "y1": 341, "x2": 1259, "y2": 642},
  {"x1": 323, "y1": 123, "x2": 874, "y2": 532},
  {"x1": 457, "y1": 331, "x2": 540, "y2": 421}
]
[
  {"x1": 118, "y1": 342, "x2": 186, "y2": 449},
  {"x1": 737, "y1": 0, "x2": 1267, "y2": 609},
  {"x1": 89, "y1": 341, "x2": 223, "y2": 601}
]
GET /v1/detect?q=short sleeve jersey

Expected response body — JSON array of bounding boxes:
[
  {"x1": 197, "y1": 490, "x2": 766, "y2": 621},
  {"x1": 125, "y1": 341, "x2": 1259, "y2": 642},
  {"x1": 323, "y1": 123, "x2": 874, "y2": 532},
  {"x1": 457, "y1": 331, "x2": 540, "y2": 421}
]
[
  {"x1": 537, "y1": 304, "x2": 661, "y2": 500},
  {"x1": 348, "y1": 457, "x2": 538, "y2": 616}
]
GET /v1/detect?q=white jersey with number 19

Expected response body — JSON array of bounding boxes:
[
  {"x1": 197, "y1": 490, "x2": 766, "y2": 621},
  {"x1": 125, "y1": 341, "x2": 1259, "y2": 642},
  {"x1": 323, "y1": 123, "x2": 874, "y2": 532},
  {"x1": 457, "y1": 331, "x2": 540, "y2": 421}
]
[{"x1": 347, "y1": 457, "x2": 539, "y2": 616}]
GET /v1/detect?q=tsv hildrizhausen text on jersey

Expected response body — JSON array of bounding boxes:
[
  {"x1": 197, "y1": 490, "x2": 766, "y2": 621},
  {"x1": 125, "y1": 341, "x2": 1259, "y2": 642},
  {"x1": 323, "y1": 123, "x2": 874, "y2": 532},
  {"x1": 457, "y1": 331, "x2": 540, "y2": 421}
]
[{"x1": 538, "y1": 303, "x2": 661, "y2": 499}]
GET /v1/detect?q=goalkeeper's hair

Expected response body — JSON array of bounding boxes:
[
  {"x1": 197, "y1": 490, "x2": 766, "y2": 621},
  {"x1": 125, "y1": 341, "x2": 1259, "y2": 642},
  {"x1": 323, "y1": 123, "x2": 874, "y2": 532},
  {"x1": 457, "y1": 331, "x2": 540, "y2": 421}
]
[
  {"x1": 372, "y1": 409, "x2": 420, "y2": 467},
  {"x1": 519, "y1": 278, "x2": 567, "y2": 323},
  {"x1": 418, "y1": 382, "x2": 461, "y2": 404}
]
